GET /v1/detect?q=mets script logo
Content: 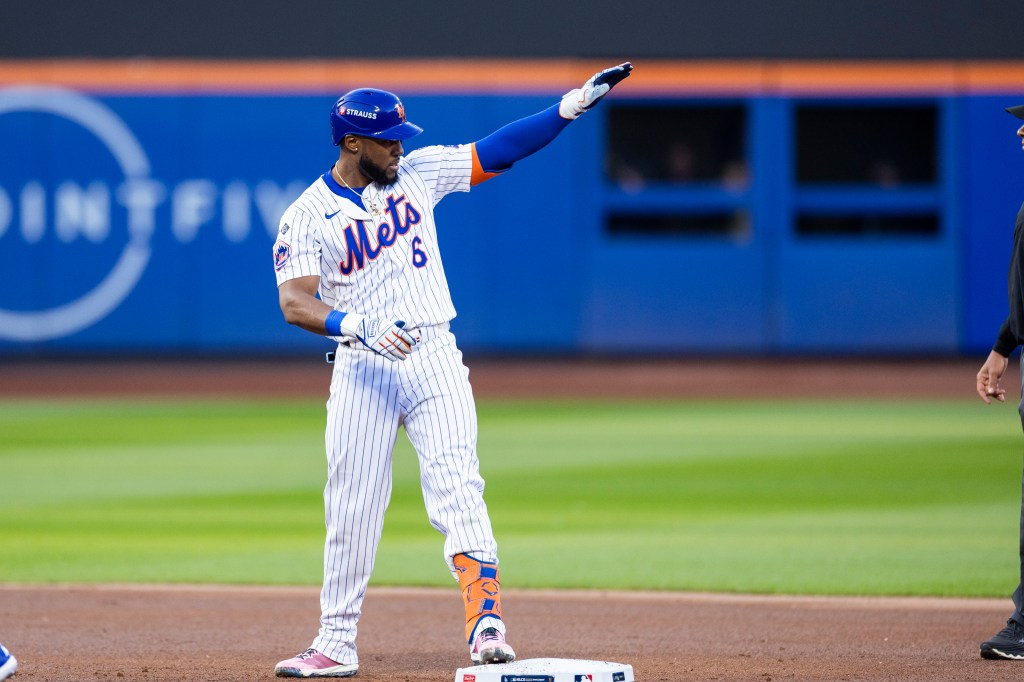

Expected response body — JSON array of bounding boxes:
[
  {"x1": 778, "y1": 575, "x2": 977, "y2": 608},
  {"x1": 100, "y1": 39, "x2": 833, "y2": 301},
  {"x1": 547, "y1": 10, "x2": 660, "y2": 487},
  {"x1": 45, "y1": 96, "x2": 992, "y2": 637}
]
[{"x1": 338, "y1": 194, "x2": 422, "y2": 275}]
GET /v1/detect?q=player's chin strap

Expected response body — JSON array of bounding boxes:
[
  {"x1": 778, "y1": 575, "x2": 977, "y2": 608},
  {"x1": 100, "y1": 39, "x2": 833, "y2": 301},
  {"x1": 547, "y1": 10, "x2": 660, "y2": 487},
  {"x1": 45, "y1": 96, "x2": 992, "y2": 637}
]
[
  {"x1": 558, "y1": 62, "x2": 633, "y2": 120},
  {"x1": 453, "y1": 553, "x2": 504, "y2": 643}
]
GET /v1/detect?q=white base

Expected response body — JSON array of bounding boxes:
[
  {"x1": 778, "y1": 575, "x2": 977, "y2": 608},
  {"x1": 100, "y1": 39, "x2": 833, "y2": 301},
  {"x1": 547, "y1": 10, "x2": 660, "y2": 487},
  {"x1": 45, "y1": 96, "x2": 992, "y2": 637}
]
[{"x1": 454, "y1": 657, "x2": 634, "y2": 682}]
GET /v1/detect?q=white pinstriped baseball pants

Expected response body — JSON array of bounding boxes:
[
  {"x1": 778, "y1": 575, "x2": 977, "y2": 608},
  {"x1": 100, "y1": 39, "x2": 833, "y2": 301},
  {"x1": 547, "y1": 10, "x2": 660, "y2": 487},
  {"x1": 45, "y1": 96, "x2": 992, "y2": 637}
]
[{"x1": 311, "y1": 324, "x2": 499, "y2": 665}]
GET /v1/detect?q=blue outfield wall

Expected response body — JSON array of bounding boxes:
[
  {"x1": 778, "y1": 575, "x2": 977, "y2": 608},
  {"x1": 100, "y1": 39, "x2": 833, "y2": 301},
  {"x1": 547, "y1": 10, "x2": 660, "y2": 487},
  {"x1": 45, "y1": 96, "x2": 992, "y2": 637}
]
[{"x1": 0, "y1": 84, "x2": 1022, "y2": 356}]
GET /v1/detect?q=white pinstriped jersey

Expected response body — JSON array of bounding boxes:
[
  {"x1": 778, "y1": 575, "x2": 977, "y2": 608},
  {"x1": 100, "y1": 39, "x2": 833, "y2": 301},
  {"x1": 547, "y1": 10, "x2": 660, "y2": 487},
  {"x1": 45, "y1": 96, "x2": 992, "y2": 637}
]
[{"x1": 273, "y1": 144, "x2": 475, "y2": 331}]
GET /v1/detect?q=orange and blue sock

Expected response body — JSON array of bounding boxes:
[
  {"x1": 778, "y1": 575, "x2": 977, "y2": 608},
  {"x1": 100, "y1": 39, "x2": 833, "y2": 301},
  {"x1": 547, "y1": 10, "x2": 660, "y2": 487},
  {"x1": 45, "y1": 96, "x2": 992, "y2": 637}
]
[{"x1": 453, "y1": 553, "x2": 503, "y2": 643}]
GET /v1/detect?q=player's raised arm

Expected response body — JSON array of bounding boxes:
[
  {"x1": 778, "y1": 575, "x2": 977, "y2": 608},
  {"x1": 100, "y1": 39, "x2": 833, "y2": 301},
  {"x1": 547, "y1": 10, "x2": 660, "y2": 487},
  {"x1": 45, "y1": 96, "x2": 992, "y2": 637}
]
[{"x1": 472, "y1": 62, "x2": 633, "y2": 182}]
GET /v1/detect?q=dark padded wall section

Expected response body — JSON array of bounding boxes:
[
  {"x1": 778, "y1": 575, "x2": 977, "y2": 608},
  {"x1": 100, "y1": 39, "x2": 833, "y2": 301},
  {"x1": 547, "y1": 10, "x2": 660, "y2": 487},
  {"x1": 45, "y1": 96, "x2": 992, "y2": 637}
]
[{"x1": 0, "y1": 0, "x2": 1018, "y2": 59}]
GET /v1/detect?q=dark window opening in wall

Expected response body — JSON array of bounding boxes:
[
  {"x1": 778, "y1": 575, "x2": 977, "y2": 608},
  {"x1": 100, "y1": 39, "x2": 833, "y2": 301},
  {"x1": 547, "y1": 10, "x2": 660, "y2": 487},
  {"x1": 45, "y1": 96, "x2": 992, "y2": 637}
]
[
  {"x1": 608, "y1": 212, "x2": 751, "y2": 240},
  {"x1": 796, "y1": 214, "x2": 939, "y2": 237},
  {"x1": 607, "y1": 106, "x2": 748, "y2": 189},
  {"x1": 796, "y1": 105, "x2": 938, "y2": 185}
]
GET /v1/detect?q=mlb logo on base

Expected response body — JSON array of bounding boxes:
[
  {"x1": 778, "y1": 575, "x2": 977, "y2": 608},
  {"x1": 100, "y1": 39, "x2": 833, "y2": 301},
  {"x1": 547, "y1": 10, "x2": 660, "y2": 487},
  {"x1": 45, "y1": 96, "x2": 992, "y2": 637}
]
[{"x1": 575, "y1": 676, "x2": 593, "y2": 682}]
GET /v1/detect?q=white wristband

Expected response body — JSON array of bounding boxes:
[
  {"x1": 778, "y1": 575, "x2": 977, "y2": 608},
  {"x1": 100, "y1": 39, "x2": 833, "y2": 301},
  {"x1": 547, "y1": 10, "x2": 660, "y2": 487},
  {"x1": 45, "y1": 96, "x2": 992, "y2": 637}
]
[{"x1": 338, "y1": 312, "x2": 365, "y2": 339}]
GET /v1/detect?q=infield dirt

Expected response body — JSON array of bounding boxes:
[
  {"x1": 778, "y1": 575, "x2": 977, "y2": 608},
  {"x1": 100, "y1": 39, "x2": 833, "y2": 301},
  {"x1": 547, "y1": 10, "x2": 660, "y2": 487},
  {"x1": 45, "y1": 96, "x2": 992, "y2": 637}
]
[{"x1": 0, "y1": 584, "x2": 1018, "y2": 682}]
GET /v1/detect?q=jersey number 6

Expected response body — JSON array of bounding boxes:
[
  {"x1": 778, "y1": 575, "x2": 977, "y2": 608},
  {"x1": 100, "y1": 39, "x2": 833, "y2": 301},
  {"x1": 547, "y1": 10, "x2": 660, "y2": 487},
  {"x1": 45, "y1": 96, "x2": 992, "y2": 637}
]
[{"x1": 411, "y1": 236, "x2": 428, "y2": 268}]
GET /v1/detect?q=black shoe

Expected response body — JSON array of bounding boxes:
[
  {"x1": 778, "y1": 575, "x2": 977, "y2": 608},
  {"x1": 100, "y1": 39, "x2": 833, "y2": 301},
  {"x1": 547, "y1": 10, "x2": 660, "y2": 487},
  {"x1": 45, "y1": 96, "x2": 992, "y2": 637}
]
[{"x1": 981, "y1": 618, "x2": 1024, "y2": 660}]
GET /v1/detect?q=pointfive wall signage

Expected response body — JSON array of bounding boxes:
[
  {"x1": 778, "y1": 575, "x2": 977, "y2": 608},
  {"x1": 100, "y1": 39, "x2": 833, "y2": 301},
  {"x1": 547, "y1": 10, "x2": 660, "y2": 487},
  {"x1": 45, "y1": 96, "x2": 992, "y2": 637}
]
[{"x1": 0, "y1": 86, "x2": 305, "y2": 342}]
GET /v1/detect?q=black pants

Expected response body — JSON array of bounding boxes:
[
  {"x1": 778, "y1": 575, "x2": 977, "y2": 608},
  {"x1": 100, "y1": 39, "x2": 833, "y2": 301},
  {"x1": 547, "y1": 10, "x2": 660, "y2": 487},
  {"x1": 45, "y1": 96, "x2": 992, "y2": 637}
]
[{"x1": 1014, "y1": 354, "x2": 1024, "y2": 625}]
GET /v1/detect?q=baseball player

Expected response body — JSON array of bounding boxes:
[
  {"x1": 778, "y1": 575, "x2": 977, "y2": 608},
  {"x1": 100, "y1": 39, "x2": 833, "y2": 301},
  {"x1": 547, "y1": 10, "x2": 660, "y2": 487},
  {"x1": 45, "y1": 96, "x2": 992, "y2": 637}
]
[
  {"x1": 977, "y1": 103, "x2": 1024, "y2": 661},
  {"x1": 271, "y1": 63, "x2": 633, "y2": 678}
]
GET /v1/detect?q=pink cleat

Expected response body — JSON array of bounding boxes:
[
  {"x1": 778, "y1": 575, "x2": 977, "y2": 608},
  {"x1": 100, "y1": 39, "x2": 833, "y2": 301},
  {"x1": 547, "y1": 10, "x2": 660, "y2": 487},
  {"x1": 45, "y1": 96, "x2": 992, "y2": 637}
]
[
  {"x1": 274, "y1": 648, "x2": 358, "y2": 678},
  {"x1": 470, "y1": 627, "x2": 516, "y2": 665}
]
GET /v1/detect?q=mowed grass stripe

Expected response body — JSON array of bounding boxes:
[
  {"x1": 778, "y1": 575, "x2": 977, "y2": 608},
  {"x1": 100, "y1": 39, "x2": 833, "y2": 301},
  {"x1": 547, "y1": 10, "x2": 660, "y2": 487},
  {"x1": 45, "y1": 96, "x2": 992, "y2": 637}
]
[{"x1": 0, "y1": 398, "x2": 1019, "y2": 595}]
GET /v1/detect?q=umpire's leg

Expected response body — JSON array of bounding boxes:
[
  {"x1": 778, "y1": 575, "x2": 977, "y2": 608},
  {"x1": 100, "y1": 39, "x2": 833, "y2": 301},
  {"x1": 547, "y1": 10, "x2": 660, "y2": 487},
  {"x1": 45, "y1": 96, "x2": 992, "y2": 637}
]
[{"x1": 1013, "y1": 354, "x2": 1024, "y2": 625}]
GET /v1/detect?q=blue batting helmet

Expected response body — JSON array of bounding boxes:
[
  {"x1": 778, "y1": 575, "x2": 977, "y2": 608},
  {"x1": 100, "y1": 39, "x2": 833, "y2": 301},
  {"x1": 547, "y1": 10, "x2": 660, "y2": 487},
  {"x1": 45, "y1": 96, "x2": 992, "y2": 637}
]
[{"x1": 330, "y1": 88, "x2": 423, "y2": 145}]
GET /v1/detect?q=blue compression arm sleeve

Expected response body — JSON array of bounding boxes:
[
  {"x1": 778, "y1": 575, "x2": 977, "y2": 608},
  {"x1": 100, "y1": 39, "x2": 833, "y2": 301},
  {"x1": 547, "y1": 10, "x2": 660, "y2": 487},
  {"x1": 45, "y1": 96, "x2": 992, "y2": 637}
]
[{"x1": 474, "y1": 103, "x2": 572, "y2": 173}]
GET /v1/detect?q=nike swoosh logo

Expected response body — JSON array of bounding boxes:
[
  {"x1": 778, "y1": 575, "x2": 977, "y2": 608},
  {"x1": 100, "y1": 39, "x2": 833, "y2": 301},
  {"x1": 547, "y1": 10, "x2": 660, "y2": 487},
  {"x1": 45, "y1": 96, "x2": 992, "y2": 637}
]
[{"x1": 325, "y1": 210, "x2": 342, "y2": 219}]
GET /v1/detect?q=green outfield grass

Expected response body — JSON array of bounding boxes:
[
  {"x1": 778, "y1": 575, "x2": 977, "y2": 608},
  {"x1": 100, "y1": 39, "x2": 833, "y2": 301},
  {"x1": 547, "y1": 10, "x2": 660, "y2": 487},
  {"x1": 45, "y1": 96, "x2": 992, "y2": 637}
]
[{"x1": 1, "y1": 397, "x2": 1021, "y2": 597}]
